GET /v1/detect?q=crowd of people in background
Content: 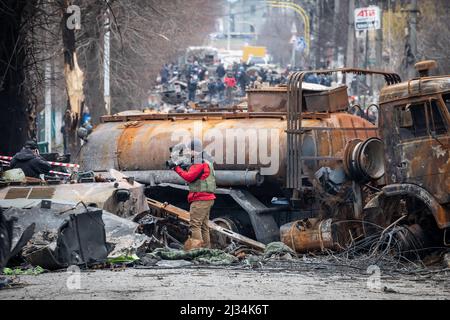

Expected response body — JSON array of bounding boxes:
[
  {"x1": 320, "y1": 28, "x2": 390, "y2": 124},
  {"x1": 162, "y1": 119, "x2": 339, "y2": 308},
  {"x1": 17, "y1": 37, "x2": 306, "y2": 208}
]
[
  {"x1": 151, "y1": 59, "x2": 378, "y2": 125},
  {"x1": 156, "y1": 58, "x2": 334, "y2": 108},
  {"x1": 158, "y1": 60, "x2": 287, "y2": 105}
]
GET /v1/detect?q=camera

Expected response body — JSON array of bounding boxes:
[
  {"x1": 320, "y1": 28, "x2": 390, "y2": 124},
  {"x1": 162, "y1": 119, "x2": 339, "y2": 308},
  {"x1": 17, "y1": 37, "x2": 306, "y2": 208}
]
[
  {"x1": 166, "y1": 143, "x2": 191, "y2": 169},
  {"x1": 166, "y1": 158, "x2": 189, "y2": 169}
]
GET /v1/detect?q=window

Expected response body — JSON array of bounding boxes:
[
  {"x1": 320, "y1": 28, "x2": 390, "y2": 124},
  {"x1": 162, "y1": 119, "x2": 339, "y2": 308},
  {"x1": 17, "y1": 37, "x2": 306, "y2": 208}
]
[
  {"x1": 443, "y1": 93, "x2": 450, "y2": 114},
  {"x1": 428, "y1": 99, "x2": 447, "y2": 135},
  {"x1": 398, "y1": 103, "x2": 428, "y2": 139}
]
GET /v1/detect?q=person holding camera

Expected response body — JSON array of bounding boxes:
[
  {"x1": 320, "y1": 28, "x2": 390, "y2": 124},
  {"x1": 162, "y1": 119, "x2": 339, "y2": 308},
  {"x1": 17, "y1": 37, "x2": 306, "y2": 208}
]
[{"x1": 167, "y1": 139, "x2": 216, "y2": 249}]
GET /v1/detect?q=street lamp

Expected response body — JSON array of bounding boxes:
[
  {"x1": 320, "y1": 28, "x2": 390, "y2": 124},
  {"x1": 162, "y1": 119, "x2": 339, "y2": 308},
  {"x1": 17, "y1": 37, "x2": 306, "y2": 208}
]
[
  {"x1": 291, "y1": 22, "x2": 297, "y2": 67},
  {"x1": 266, "y1": 1, "x2": 310, "y2": 55}
]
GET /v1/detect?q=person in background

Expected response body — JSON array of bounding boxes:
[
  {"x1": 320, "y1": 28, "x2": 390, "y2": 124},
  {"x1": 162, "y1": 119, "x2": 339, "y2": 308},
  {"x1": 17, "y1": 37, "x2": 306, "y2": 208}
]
[
  {"x1": 224, "y1": 73, "x2": 236, "y2": 104},
  {"x1": 198, "y1": 65, "x2": 207, "y2": 81},
  {"x1": 81, "y1": 106, "x2": 90, "y2": 124},
  {"x1": 236, "y1": 68, "x2": 249, "y2": 96},
  {"x1": 207, "y1": 78, "x2": 216, "y2": 102},
  {"x1": 215, "y1": 78, "x2": 225, "y2": 101},
  {"x1": 252, "y1": 76, "x2": 263, "y2": 89},
  {"x1": 81, "y1": 106, "x2": 93, "y2": 133},
  {"x1": 187, "y1": 75, "x2": 198, "y2": 102},
  {"x1": 304, "y1": 67, "x2": 319, "y2": 84},
  {"x1": 215, "y1": 62, "x2": 226, "y2": 79},
  {"x1": 160, "y1": 64, "x2": 169, "y2": 84},
  {"x1": 319, "y1": 74, "x2": 332, "y2": 87},
  {"x1": 10, "y1": 140, "x2": 51, "y2": 179}
]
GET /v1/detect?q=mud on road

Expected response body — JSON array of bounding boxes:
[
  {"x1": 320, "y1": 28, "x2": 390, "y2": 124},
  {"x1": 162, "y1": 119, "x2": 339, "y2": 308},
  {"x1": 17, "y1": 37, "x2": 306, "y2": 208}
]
[{"x1": 1, "y1": 264, "x2": 449, "y2": 300}]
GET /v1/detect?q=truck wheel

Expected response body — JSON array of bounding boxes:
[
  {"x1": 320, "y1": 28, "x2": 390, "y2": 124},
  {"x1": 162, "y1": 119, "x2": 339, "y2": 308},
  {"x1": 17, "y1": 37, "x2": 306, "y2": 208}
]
[{"x1": 363, "y1": 195, "x2": 442, "y2": 259}]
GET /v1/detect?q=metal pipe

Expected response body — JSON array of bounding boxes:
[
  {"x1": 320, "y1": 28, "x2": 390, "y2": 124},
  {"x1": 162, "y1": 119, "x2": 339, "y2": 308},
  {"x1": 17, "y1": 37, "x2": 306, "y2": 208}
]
[{"x1": 103, "y1": 170, "x2": 264, "y2": 187}]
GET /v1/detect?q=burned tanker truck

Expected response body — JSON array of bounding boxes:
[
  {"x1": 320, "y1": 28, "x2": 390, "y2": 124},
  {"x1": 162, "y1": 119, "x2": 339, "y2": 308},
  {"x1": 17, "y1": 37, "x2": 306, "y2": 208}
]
[{"x1": 79, "y1": 62, "x2": 449, "y2": 253}]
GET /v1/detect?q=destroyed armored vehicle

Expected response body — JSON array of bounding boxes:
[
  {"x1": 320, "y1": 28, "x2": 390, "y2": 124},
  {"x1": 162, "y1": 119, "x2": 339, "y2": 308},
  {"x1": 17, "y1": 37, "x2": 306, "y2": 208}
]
[{"x1": 0, "y1": 169, "x2": 149, "y2": 218}]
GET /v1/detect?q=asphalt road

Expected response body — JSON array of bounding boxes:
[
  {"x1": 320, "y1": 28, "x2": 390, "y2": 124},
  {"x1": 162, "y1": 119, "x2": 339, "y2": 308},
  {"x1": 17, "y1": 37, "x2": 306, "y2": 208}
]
[{"x1": 0, "y1": 265, "x2": 449, "y2": 300}]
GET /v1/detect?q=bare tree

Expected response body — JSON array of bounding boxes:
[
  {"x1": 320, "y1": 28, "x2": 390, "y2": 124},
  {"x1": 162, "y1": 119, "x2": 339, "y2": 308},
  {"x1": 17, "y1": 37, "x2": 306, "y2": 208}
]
[
  {"x1": 417, "y1": 0, "x2": 450, "y2": 75},
  {"x1": 105, "y1": 0, "x2": 220, "y2": 113},
  {"x1": 0, "y1": 0, "x2": 219, "y2": 156},
  {"x1": 0, "y1": 0, "x2": 40, "y2": 155}
]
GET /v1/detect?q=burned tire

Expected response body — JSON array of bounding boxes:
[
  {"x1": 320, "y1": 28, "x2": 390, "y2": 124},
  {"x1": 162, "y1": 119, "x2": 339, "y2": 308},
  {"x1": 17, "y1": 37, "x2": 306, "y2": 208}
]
[{"x1": 363, "y1": 195, "x2": 443, "y2": 259}]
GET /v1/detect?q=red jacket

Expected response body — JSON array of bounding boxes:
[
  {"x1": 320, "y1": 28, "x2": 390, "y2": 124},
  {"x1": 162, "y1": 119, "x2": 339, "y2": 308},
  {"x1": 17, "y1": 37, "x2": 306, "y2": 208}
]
[
  {"x1": 224, "y1": 76, "x2": 236, "y2": 88},
  {"x1": 175, "y1": 163, "x2": 216, "y2": 203}
]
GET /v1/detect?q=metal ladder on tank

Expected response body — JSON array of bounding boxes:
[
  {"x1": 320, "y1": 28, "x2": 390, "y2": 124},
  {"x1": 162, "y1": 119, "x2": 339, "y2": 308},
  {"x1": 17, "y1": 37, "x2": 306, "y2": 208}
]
[{"x1": 286, "y1": 68, "x2": 402, "y2": 201}]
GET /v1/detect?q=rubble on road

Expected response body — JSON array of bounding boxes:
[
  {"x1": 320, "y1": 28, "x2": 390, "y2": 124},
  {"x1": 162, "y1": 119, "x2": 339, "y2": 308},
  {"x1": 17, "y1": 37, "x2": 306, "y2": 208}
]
[
  {"x1": 143, "y1": 247, "x2": 238, "y2": 266},
  {"x1": 1, "y1": 193, "x2": 449, "y2": 287}
]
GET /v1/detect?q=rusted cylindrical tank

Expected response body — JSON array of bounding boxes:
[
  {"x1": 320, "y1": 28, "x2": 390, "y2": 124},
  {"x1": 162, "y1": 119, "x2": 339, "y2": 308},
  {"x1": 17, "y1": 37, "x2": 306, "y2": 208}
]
[
  {"x1": 79, "y1": 113, "x2": 377, "y2": 185},
  {"x1": 280, "y1": 218, "x2": 353, "y2": 253},
  {"x1": 280, "y1": 219, "x2": 337, "y2": 252}
]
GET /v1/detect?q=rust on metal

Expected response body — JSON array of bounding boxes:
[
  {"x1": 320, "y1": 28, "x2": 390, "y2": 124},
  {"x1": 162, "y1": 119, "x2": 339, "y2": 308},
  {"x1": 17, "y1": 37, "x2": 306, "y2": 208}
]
[
  {"x1": 100, "y1": 112, "x2": 289, "y2": 123},
  {"x1": 28, "y1": 187, "x2": 55, "y2": 199},
  {"x1": 380, "y1": 76, "x2": 450, "y2": 104},
  {"x1": 247, "y1": 87, "x2": 288, "y2": 112},
  {"x1": 286, "y1": 67, "x2": 399, "y2": 192},
  {"x1": 280, "y1": 218, "x2": 352, "y2": 253},
  {"x1": 380, "y1": 184, "x2": 450, "y2": 229},
  {"x1": 379, "y1": 88, "x2": 449, "y2": 206},
  {"x1": 80, "y1": 112, "x2": 378, "y2": 188},
  {"x1": 4, "y1": 188, "x2": 31, "y2": 199}
]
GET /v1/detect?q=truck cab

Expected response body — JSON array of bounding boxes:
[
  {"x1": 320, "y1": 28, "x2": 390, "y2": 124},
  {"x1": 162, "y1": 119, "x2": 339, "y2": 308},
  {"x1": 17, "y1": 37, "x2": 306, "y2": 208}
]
[{"x1": 364, "y1": 61, "x2": 450, "y2": 247}]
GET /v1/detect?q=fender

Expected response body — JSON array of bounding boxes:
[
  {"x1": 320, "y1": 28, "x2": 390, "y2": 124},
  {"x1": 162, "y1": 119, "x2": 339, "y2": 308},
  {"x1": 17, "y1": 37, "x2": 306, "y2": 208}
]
[{"x1": 364, "y1": 183, "x2": 450, "y2": 229}]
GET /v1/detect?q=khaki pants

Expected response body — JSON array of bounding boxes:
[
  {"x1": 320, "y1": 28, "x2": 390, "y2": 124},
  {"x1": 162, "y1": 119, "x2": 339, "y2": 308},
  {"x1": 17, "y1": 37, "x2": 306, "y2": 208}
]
[{"x1": 189, "y1": 200, "x2": 214, "y2": 248}]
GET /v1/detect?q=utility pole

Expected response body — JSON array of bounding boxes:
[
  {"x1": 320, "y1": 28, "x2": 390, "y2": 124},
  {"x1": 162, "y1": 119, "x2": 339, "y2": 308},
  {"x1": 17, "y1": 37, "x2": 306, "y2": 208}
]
[
  {"x1": 375, "y1": 4, "x2": 383, "y2": 92},
  {"x1": 315, "y1": 0, "x2": 321, "y2": 68},
  {"x1": 44, "y1": 13, "x2": 52, "y2": 153},
  {"x1": 291, "y1": 22, "x2": 297, "y2": 67},
  {"x1": 346, "y1": 0, "x2": 355, "y2": 88},
  {"x1": 333, "y1": 0, "x2": 341, "y2": 68},
  {"x1": 375, "y1": 5, "x2": 383, "y2": 67},
  {"x1": 44, "y1": 60, "x2": 52, "y2": 153},
  {"x1": 104, "y1": 1, "x2": 111, "y2": 115}
]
